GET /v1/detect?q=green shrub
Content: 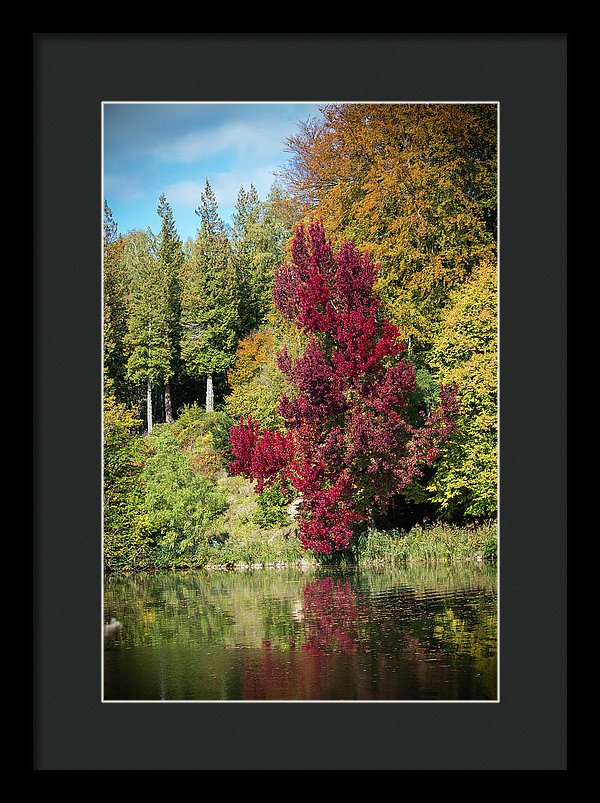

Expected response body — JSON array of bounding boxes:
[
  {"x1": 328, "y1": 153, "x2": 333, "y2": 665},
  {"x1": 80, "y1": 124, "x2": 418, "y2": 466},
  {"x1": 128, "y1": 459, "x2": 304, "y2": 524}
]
[
  {"x1": 482, "y1": 534, "x2": 498, "y2": 561},
  {"x1": 103, "y1": 395, "x2": 153, "y2": 571},
  {"x1": 171, "y1": 403, "x2": 235, "y2": 465},
  {"x1": 217, "y1": 528, "x2": 307, "y2": 568},
  {"x1": 253, "y1": 478, "x2": 292, "y2": 529},
  {"x1": 142, "y1": 429, "x2": 228, "y2": 563}
]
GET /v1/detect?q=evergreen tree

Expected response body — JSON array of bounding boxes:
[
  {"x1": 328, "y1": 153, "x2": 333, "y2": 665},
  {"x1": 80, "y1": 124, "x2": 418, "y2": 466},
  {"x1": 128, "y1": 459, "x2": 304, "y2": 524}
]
[
  {"x1": 156, "y1": 194, "x2": 184, "y2": 422},
  {"x1": 180, "y1": 180, "x2": 239, "y2": 412},
  {"x1": 124, "y1": 229, "x2": 173, "y2": 433},
  {"x1": 231, "y1": 184, "x2": 290, "y2": 335},
  {"x1": 231, "y1": 184, "x2": 261, "y2": 335},
  {"x1": 103, "y1": 202, "x2": 129, "y2": 402}
]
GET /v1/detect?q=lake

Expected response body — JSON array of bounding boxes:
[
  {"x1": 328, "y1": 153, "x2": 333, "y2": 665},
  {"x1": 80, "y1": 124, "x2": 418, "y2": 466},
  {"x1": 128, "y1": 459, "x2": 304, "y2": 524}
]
[{"x1": 103, "y1": 563, "x2": 497, "y2": 701}]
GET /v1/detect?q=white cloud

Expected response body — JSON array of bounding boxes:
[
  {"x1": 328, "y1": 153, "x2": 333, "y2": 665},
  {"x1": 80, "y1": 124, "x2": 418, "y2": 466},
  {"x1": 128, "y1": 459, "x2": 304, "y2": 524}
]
[
  {"x1": 103, "y1": 104, "x2": 323, "y2": 239},
  {"x1": 104, "y1": 173, "x2": 145, "y2": 202},
  {"x1": 150, "y1": 121, "x2": 245, "y2": 163},
  {"x1": 161, "y1": 179, "x2": 201, "y2": 206},
  {"x1": 149, "y1": 118, "x2": 293, "y2": 165}
]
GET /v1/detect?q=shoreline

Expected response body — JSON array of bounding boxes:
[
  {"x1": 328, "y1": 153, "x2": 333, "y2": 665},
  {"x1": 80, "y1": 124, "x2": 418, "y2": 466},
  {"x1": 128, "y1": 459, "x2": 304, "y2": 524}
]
[{"x1": 104, "y1": 521, "x2": 498, "y2": 575}]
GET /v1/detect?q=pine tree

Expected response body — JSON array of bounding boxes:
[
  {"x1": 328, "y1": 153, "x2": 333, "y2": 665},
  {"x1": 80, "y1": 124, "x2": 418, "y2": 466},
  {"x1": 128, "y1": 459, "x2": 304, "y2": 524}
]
[
  {"x1": 124, "y1": 229, "x2": 173, "y2": 433},
  {"x1": 103, "y1": 202, "x2": 129, "y2": 402},
  {"x1": 180, "y1": 180, "x2": 239, "y2": 412},
  {"x1": 231, "y1": 184, "x2": 261, "y2": 335},
  {"x1": 231, "y1": 184, "x2": 290, "y2": 335},
  {"x1": 156, "y1": 194, "x2": 183, "y2": 422}
]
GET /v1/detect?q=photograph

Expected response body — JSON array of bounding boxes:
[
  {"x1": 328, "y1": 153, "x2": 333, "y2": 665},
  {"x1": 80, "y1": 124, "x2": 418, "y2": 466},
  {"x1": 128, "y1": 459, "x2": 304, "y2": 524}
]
[{"x1": 102, "y1": 100, "x2": 499, "y2": 703}]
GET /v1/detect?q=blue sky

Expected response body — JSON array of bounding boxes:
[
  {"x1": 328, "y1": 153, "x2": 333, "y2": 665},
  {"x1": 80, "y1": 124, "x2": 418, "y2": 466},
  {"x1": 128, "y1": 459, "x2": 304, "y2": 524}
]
[{"x1": 103, "y1": 102, "x2": 324, "y2": 242}]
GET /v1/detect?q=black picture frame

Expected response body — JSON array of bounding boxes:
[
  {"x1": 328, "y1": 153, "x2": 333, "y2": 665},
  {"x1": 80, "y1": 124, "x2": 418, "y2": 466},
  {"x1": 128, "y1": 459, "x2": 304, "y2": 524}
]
[{"x1": 34, "y1": 32, "x2": 567, "y2": 771}]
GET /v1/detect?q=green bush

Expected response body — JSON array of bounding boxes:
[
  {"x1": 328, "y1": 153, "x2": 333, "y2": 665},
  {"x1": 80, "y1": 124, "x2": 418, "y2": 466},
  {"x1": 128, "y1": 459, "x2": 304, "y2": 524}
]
[
  {"x1": 151, "y1": 404, "x2": 238, "y2": 481},
  {"x1": 482, "y1": 534, "x2": 498, "y2": 561},
  {"x1": 103, "y1": 395, "x2": 153, "y2": 571},
  {"x1": 253, "y1": 478, "x2": 292, "y2": 529},
  {"x1": 142, "y1": 429, "x2": 228, "y2": 563},
  {"x1": 171, "y1": 403, "x2": 235, "y2": 463}
]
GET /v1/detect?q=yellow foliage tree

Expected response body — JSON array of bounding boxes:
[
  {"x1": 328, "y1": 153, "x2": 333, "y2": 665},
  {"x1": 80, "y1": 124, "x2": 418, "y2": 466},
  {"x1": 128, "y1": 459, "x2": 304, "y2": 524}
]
[
  {"x1": 425, "y1": 258, "x2": 498, "y2": 517},
  {"x1": 282, "y1": 103, "x2": 497, "y2": 355},
  {"x1": 225, "y1": 328, "x2": 288, "y2": 430}
]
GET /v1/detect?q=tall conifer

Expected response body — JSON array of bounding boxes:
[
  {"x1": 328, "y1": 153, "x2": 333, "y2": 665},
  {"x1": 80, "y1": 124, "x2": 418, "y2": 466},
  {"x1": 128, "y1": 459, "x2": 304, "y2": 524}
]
[
  {"x1": 124, "y1": 230, "x2": 173, "y2": 433},
  {"x1": 231, "y1": 184, "x2": 290, "y2": 335},
  {"x1": 180, "y1": 180, "x2": 239, "y2": 412},
  {"x1": 103, "y1": 202, "x2": 129, "y2": 402},
  {"x1": 156, "y1": 194, "x2": 183, "y2": 422}
]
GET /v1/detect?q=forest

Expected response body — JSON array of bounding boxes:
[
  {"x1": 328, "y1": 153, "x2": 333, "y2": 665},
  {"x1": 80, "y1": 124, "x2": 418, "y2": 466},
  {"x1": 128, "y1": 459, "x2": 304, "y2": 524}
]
[{"x1": 103, "y1": 102, "x2": 498, "y2": 573}]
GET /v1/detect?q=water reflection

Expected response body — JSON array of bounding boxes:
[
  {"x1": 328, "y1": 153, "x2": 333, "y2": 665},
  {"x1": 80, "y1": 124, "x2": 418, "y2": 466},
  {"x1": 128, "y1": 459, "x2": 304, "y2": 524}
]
[
  {"x1": 301, "y1": 578, "x2": 359, "y2": 654},
  {"x1": 104, "y1": 564, "x2": 497, "y2": 701}
]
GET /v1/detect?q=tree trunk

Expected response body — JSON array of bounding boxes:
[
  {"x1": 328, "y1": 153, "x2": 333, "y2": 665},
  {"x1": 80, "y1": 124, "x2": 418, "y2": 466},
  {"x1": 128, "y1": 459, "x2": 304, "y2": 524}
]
[
  {"x1": 164, "y1": 381, "x2": 174, "y2": 423},
  {"x1": 147, "y1": 378, "x2": 153, "y2": 434},
  {"x1": 206, "y1": 373, "x2": 214, "y2": 413},
  {"x1": 367, "y1": 506, "x2": 376, "y2": 529}
]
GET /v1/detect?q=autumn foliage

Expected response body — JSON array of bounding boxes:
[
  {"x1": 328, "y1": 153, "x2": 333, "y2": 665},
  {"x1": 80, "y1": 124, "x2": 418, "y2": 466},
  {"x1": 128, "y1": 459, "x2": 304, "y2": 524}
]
[
  {"x1": 282, "y1": 103, "x2": 497, "y2": 351},
  {"x1": 229, "y1": 222, "x2": 458, "y2": 554},
  {"x1": 225, "y1": 328, "x2": 287, "y2": 429}
]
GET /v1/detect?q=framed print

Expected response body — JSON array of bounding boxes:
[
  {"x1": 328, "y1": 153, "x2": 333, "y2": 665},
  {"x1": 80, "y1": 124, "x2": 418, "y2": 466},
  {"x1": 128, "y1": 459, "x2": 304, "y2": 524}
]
[{"x1": 34, "y1": 33, "x2": 566, "y2": 770}]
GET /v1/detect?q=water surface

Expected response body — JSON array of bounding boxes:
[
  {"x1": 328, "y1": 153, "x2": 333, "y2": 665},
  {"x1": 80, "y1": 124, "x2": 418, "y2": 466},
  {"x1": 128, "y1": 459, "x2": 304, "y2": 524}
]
[{"x1": 104, "y1": 564, "x2": 497, "y2": 701}]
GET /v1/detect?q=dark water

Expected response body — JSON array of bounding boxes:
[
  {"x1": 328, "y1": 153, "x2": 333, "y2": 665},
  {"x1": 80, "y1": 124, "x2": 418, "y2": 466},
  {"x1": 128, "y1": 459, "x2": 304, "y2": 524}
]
[{"x1": 103, "y1": 564, "x2": 497, "y2": 701}]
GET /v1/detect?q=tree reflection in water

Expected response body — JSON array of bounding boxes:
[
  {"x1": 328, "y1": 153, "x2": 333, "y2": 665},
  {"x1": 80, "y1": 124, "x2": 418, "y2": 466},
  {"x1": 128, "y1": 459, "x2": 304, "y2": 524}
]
[
  {"x1": 300, "y1": 577, "x2": 359, "y2": 655},
  {"x1": 104, "y1": 564, "x2": 497, "y2": 700},
  {"x1": 242, "y1": 576, "x2": 360, "y2": 699}
]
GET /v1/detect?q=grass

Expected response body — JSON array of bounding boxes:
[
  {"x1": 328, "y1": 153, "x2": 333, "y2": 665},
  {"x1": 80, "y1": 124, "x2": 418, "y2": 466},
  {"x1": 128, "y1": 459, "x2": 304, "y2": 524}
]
[
  {"x1": 353, "y1": 521, "x2": 498, "y2": 566},
  {"x1": 197, "y1": 475, "x2": 312, "y2": 570}
]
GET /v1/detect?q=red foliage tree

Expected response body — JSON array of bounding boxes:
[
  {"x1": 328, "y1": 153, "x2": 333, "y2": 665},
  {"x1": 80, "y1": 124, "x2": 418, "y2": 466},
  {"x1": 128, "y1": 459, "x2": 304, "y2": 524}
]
[{"x1": 230, "y1": 221, "x2": 458, "y2": 554}]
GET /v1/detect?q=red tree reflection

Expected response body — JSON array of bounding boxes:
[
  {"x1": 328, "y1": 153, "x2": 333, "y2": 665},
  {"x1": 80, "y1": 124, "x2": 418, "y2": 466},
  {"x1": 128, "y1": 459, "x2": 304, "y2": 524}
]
[
  {"x1": 301, "y1": 577, "x2": 359, "y2": 654},
  {"x1": 241, "y1": 576, "x2": 361, "y2": 699}
]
